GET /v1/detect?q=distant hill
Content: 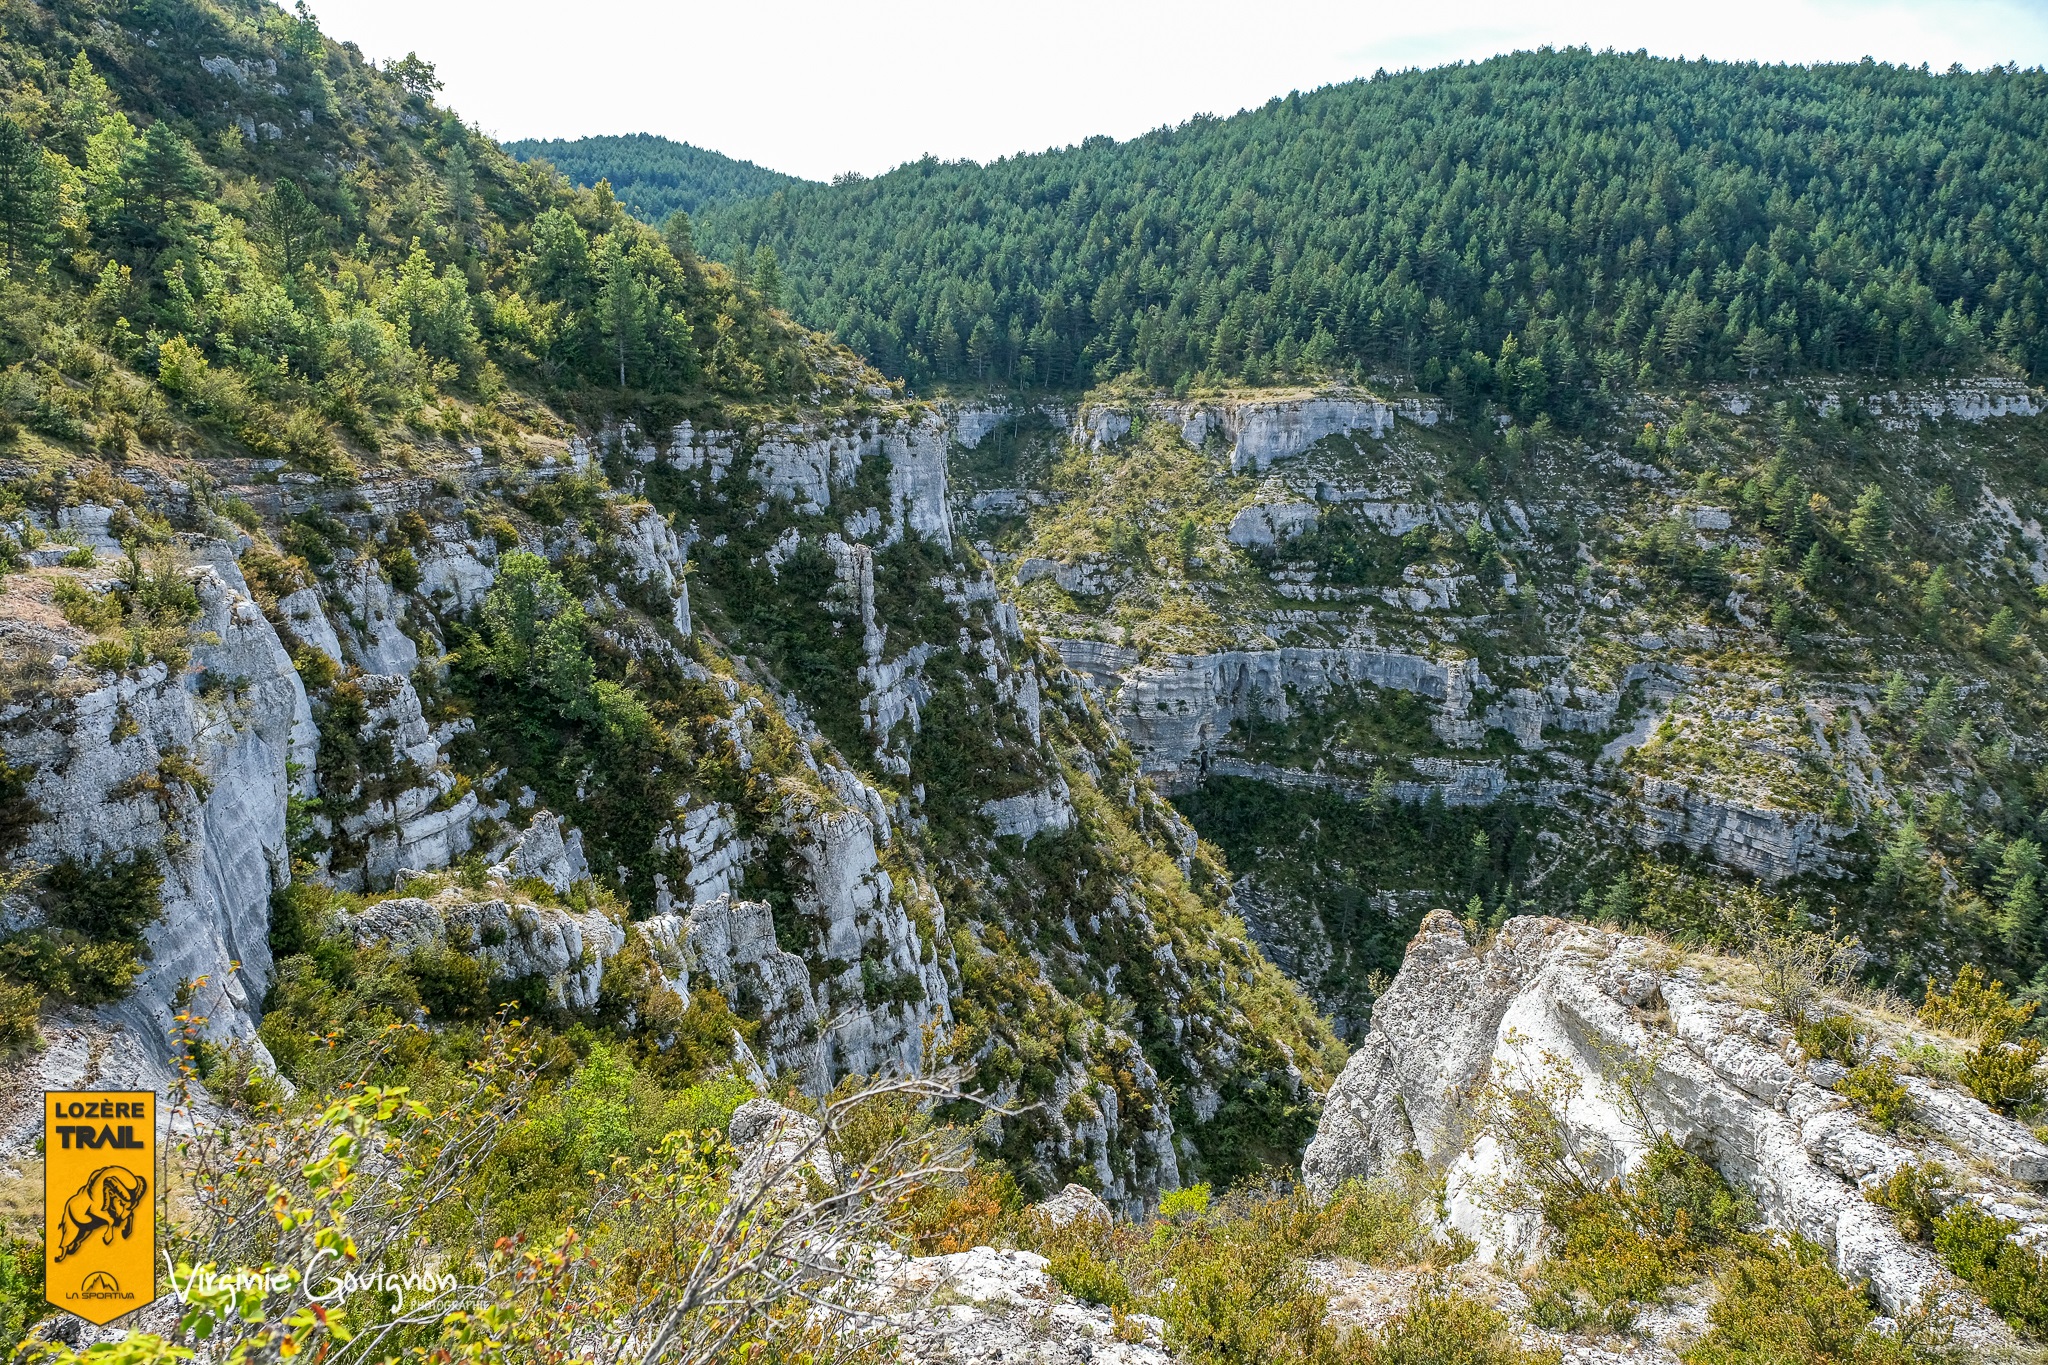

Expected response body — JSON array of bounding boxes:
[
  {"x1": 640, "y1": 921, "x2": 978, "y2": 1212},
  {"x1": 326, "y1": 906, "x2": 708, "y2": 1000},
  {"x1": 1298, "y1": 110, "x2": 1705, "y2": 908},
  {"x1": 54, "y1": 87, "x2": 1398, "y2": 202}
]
[
  {"x1": 697, "y1": 49, "x2": 2048, "y2": 410},
  {"x1": 503, "y1": 132, "x2": 807, "y2": 223}
]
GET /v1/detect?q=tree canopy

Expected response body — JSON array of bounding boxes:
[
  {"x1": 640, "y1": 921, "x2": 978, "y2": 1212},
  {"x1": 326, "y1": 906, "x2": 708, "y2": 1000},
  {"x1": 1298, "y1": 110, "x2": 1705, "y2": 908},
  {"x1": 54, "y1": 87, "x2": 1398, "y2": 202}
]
[
  {"x1": 694, "y1": 49, "x2": 2048, "y2": 417},
  {"x1": 504, "y1": 133, "x2": 806, "y2": 223}
]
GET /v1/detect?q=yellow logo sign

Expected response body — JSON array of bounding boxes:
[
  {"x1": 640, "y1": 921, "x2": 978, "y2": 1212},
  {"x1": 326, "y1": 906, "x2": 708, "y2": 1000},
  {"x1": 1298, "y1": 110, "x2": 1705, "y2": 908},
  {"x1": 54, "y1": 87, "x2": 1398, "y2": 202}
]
[{"x1": 45, "y1": 1091, "x2": 156, "y2": 1325}]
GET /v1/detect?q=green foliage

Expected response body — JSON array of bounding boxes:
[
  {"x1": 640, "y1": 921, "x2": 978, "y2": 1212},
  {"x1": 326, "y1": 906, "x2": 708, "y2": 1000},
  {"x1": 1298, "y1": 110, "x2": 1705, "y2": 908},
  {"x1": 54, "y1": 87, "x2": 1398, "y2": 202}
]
[
  {"x1": 1920, "y1": 965, "x2": 2045, "y2": 1113},
  {"x1": 703, "y1": 51, "x2": 2048, "y2": 402},
  {"x1": 1793, "y1": 1014, "x2": 1862, "y2": 1066},
  {"x1": 1362, "y1": 1281, "x2": 1560, "y2": 1365},
  {"x1": 503, "y1": 133, "x2": 804, "y2": 223},
  {"x1": 1865, "y1": 1161, "x2": 1952, "y2": 1244},
  {"x1": 1837, "y1": 1057, "x2": 1913, "y2": 1130},
  {"x1": 0, "y1": 850, "x2": 164, "y2": 1027},
  {"x1": 1930, "y1": 1202, "x2": 2048, "y2": 1336},
  {"x1": 1682, "y1": 1236, "x2": 1930, "y2": 1364},
  {"x1": 0, "y1": 1232, "x2": 45, "y2": 1357},
  {"x1": 1176, "y1": 778, "x2": 1542, "y2": 1029},
  {"x1": 1158, "y1": 1182, "x2": 1212, "y2": 1221}
]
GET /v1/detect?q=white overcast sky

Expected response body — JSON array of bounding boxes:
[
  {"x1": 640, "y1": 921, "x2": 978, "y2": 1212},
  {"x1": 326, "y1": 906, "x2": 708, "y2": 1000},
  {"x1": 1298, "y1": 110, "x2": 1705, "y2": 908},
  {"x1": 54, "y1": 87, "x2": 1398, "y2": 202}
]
[{"x1": 310, "y1": 0, "x2": 2048, "y2": 182}]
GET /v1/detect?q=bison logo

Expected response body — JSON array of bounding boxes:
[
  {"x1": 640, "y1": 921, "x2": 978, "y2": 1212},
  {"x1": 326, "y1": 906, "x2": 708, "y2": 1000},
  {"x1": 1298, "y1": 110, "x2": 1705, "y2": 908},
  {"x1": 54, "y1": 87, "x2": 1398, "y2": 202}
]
[{"x1": 53, "y1": 1166, "x2": 148, "y2": 1263}]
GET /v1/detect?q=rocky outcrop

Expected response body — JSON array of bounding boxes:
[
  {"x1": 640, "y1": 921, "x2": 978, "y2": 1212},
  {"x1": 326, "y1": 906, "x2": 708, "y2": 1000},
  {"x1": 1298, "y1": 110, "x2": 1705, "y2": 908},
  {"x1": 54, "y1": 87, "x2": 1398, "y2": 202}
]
[
  {"x1": 1029, "y1": 1183, "x2": 1113, "y2": 1228},
  {"x1": 338, "y1": 889, "x2": 625, "y2": 1011},
  {"x1": 1627, "y1": 775, "x2": 1842, "y2": 881},
  {"x1": 335, "y1": 674, "x2": 478, "y2": 890},
  {"x1": 1226, "y1": 500, "x2": 1320, "y2": 548},
  {"x1": 4, "y1": 546, "x2": 314, "y2": 1061},
  {"x1": 1304, "y1": 912, "x2": 2022, "y2": 1351},
  {"x1": 656, "y1": 414, "x2": 953, "y2": 548},
  {"x1": 880, "y1": 1245, "x2": 1173, "y2": 1365},
  {"x1": 1068, "y1": 390, "x2": 1442, "y2": 472},
  {"x1": 1051, "y1": 641, "x2": 1483, "y2": 781},
  {"x1": 980, "y1": 779, "x2": 1075, "y2": 841},
  {"x1": 611, "y1": 503, "x2": 693, "y2": 634}
]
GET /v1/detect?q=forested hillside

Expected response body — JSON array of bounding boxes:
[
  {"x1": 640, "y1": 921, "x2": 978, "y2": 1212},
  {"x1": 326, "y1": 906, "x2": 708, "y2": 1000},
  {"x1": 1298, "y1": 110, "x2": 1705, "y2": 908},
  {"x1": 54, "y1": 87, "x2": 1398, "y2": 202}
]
[
  {"x1": 699, "y1": 50, "x2": 2048, "y2": 412},
  {"x1": 504, "y1": 132, "x2": 805, "y2": 223}
]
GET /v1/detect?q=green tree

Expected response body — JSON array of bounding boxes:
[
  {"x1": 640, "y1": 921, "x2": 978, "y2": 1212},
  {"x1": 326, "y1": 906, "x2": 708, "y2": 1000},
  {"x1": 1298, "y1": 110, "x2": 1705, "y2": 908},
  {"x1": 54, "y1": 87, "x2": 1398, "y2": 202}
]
[
  {"x1": 259, "y1": 178, "x2": 326, "y2": 277},
  {"x1": 1846, "y1": 483, "x2": 1889, "y2": 562},
  {"x1": 751, "y1": 244, "x2": 781, "y2": 308},
  {"x1": 390, "y1": 52, "x2": 442, "y2": 100},
  {"x1": 0, "y1": 118, "x2": 57, "y2": 269},
  {"x1": 1919, "y1": 565, "x2": 1949, "y2": 632},
  {"x1": 112, "y1": 121, "x2": 207, "y2": 255},
  {"x1": 596, "y1": 234, "x2": 648, "y2": 388},
  {"x1": 661, "y1": 209, "x2": 696, "y2": 263},
  {"x1": 444, "y1": 142, "x2": 477, "y2": 241},
  {"x1": 1983, "y1": 606, "x2": 2022, "y2": 659}
]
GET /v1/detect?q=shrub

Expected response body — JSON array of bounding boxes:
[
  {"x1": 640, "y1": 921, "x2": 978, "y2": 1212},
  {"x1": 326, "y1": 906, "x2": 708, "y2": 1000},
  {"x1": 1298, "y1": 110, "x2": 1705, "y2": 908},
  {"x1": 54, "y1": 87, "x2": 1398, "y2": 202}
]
[
  {"x1": 1920, "y1": 965, "x2": 2044, "y2": 1113},
  {"x1": 1683, "y1": 1236, "x2": 1928, "y2": 1364},
  {"x1": 0, "y1": 979, "x2": 41, "y2": 1053},
  {"x1": 1048, "y1": 1238, "x2": 1134, "y2": 1308},
  {"x1": 1866, "y1": 1162, "x2": 1952, "y2": 1243},
  {"x1": 1929, "y1": 1202, "x2": 2048, "y2": 1336},
  {"x1": 51, "y1": 579, "x2": 120, "y2": 631},
  {"x1": 1362, "y1": 1279, "x2": 1560, "y2": 1365},
  {"x1": 1838, "y1": 1057, "x2": 1914, "y2": 1130},
  {"x1": 1794, "y1": 1014, "x2": 1863, "y2": 1066},
  {"x1": 77, "y1": 638, "x2": 130, "y2": 672},
  {"x1": 1160, "y1": 1182, "x2": 1213, "y2": 1222}
]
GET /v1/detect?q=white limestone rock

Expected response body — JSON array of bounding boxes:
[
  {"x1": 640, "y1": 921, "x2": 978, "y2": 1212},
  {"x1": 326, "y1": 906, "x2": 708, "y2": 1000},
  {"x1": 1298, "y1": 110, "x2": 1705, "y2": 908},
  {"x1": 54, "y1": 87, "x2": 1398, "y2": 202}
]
[
  {"x1": 980, "y1": 779, "x2": 1075, "y2": 842},
  {"x1": 276, "y1": 587, "x2": 343, "y2": 664},
  {"x1": 1303, "y1": 912, "x2": 2019, "y2": 1352},
  {"x1": 339, "y1": 891, "x2": 624, "y2": 1012},
  {"x1": 1029, "y1": 1183, "x2": 1112, "y2": 1228},
  {"x1": 1226, "y1": 501, "x2": 1320, "y2": 548},
  {"x1": 5, "y1": 548, "x2": 312, "y2": 1066},
  {"x1": 491, "y1": 810, "x2": 591, "y2": 896},
  {"x1": 612, "y1": 503, "x2": 693, "y2": 634}
]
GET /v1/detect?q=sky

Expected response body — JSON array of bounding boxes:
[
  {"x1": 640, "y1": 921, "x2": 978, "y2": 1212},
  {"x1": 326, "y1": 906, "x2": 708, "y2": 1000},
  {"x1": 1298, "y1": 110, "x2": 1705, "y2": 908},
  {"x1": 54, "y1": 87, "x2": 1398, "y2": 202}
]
[{"x1": 310, "y1": 0, "x2": 2048, "y2": 181}]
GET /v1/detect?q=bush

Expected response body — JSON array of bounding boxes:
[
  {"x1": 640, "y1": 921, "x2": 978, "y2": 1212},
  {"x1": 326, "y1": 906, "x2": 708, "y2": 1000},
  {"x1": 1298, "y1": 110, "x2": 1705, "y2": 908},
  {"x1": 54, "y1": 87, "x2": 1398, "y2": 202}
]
[
  {"x1": 1866, "y1": 1162, "x2": 1952, "y2": 1243},
  {"x1": 51, "y1": 579, "x2": 121, "y2": 631},
  {"x1": 1837, "y1": 1057, "x2": 1914, "y2": 1130},
  {"x1": 1048, "y1": 1238, "x2": 1134, "y2": 1308},
  {"x1": 77, "y1": 638, "x2": 131, "y2": 672},
  {"x1": 1929, "y1": 1202, "x2": 2048, "y2": 1336},
  {"x1": 1362, "y1": 1280, "x2": 1560, "y2": 1365},
  {"x1": 1794, "y1": 1014, "x2": 1863, "y2": 1066},
  {"x1": 1920, "y1": 966, "x2": 2044, "y2": 1113},
  {"x1": 1682, "y1": 1236, "x2": 1929, "y2": 1364},
  {"x1": 1160, "y1": 1183, "x2": 1213, "y2": 1222}
]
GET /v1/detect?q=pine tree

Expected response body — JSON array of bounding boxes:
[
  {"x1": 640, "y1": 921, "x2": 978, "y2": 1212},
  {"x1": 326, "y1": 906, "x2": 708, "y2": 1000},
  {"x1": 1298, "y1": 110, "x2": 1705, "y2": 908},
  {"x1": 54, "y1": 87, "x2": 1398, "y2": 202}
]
[
  {"x1": 1847, "y1": 483, "x2": 1889, "y2": 562},
  {"x1": 260, "y1": 178, "x2": 326, "y2": 277},
  {"x1": 751, "y1": 245, "x2": 781, "y2": 308},
  {"x1": 662, "y1": 209, "x2": 696, "y2": 264},
  {"x1": 596, "y1": 235, "x2": 646, "y2": 388},
  {"x1": 444, "y1": 143, "x2": 476, "y2": 242},
  {"x1": 113, "y1": 122, "x2": 207, "y2": 254},
  {"x1": 0, "y1": 118, "x2": 56, "y2": 270}
]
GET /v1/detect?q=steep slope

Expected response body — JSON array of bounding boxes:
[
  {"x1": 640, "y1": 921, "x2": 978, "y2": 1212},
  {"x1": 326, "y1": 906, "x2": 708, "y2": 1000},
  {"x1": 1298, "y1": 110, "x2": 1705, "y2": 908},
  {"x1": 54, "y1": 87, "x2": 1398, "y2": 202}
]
[
  {"x1": 1306, "y1": 910, "x2": 2048, "y2": 1354},
  {"x1": 701, "y1": 50, "x2": 2048, "y2": 401},
  {"x1": 503, "y1": 132, "x2": 807, "y2": 223},
  {"x1": 940, "y1": 378, "x2": 2048, "y2": 1033},
  {"x1": 0, "y1": 0, "x2": 1335, "y2": 1207}
]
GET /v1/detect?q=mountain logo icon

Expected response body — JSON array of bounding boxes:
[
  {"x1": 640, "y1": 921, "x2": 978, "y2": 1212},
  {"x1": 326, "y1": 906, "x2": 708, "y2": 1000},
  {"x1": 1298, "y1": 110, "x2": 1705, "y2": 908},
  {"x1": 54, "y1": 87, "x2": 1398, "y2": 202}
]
[{"x1": 79, "y1": 1272, "x2": 120, "y2": 1296}]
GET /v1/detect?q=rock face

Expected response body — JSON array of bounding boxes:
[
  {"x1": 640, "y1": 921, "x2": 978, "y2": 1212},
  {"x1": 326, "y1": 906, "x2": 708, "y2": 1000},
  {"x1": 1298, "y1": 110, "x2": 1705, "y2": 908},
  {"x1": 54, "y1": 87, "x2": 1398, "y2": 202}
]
[
  {"x1": 4, "y1": 546, "x2": 314, "y2": 1062},
  {"x1": 653, "y1": 414, "x2": 953, "y2": 548},
  {"x1": 1053, "y1": 642, "x2": 1482, "y2": 785},
  {"x1": 1304, "y1": 912, "x2": 2021, "y2": 1350},
  {"x1": 1067, "y1": 389, "x2": 1442, "y2": 471},
  {"x1": 881, "y1": 1245, "x2": 1173, "y2": 1365},
  {"x1": 339, "y1": 890, "x2": 625, "y2": 1011}
]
